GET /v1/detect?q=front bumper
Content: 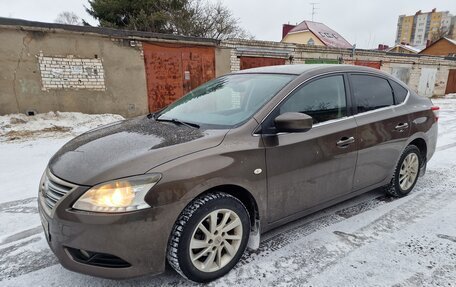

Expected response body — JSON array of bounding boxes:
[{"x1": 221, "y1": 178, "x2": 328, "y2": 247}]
[{"x1": 38, "y1": 175, "x2": 185, "y2": 279}]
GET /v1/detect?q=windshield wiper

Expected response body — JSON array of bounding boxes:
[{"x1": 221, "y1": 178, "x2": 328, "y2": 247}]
[{"x1": 155, "y1": 117, "x2": 200, "y2": 129}]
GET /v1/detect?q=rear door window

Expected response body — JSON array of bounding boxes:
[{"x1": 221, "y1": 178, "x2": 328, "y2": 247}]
[
  {"x1": 350, "y1": 75, "x2": 394, "y2": 113},
  {"x1": 389, "y1": 80, "x2": 409, "y2": 104}
]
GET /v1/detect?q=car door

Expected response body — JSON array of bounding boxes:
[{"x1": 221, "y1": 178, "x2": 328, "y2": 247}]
[
  {"x1": 349, "y1": 74, "x2": 411, "y2": 191},
  {"x1": 261, "y1": 74, "x2": 358, "y2": 223}
]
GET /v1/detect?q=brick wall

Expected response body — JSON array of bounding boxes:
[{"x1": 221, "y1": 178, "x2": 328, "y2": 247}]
[
  {"x1": 38, "y1": 53, "x2": 106, "y2": 91},
  {"x1": 419, "y1": 39, "x2": 456, "y2": 56}
]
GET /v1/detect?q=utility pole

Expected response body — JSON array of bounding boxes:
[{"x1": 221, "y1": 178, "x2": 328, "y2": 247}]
[{"x1": 310, "y1": 2, "x2": 319, "y2": 21}]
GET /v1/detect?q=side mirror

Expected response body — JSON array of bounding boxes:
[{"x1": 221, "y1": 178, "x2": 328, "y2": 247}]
[{"x1": 274, "y1": 112, "x2": 313, "y2": 133}]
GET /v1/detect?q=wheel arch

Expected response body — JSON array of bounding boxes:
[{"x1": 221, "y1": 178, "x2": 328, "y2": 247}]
[
  {"x1": 194, "y1": 184, "x2": 261, "y2": 250},
  {"x1": 408, "y1": 137, "x2": 427, "y2": 164},
  {"x1": 385, "y1": 135, "x2": 428, "y2": 185},
  {"x1": 200, "y1": 184, "x2": 260, "y2": 230}
]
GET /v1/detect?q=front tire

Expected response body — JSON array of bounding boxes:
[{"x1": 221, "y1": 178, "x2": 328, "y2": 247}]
[
  {"x1": 384, "y1": 145, "x2": 422, "y2": 197},
  {"x1": 167, "y1": 192, "x2": 250, "y2": 283}
]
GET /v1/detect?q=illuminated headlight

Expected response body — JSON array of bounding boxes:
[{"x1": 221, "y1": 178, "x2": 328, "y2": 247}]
[{"x1": 73, "y1": 174, "x2": 161, "y2": 213}]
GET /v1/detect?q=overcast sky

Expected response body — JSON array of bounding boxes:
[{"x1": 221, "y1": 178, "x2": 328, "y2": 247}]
[{"x1": 0, "y1": 0, "x2": 454, "y2": 48}]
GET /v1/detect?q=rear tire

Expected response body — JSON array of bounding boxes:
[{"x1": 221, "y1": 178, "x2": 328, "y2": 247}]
[
  {"x1": 384, "y1": 145, "x2": 422, "y2": 197},
  {"x1": 167, "y1": 192, "x2": 250, "y2": 283}
]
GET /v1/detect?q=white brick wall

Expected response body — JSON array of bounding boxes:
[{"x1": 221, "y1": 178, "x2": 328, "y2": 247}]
[
  {"x1": 38, "y1": 52, "x2": 106, "y2": 91},
  {"x1": 221, "y1": 40, "x2": 456, "y2": 97},
  {"x1": 230, "y1": 48, "x2": 240, "y2": 72}
]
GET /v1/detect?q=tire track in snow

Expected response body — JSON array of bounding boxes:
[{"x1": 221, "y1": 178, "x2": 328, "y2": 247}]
[
  {"x1": 436, "y1": 234, "x2": 456, "y2": 243},
  {"x1": 0, "y1": 236, "x2": 58, "y2": 281},
  {"x1": 0, "y1": 197, "x2": 37, "y2": 213},
  {"x1": 283, "y1": 168, "x2": 456, "y2": 286},
  {"x1": 0, "y1": 198, "x2": 56, "y2": 281},
  {"x1": 437, "y1": 142, "x2": 456, "y2": 152},
  {"x1": 393, "y1": 264, "x2": 456, "y2": 287},
  {"x1": 215, "y1": 167, "x2": 456, "y2": 287},
  {"x1": 237, "y1": 193, "x2": 394, "y2": 266},
  {"x1": 0, "y1": 226, "x2": 42, "y2": 246}
]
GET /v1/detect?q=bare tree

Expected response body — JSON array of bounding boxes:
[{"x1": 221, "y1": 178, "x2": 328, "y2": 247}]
[
  {"x1": 169, "y1": 0, "x2": 252, "y2": 40},
  {"x1": 430, "y1": 26, "x2": 449, "y2": 43},
  {"x1": 55, "y1": 12, "x2": 82, "y2": 25},
  {"x1": 86, "y1": 0, "x2": 252, "y2": 40}
]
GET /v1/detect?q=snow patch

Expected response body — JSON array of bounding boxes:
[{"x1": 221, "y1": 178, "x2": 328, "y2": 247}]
[{"x1": 0, "y1": 111, "x2": 124, "y2": 142}]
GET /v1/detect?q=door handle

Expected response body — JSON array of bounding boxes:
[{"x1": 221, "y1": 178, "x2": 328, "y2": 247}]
[
  {"x1": 394, "y1": 123, "x2": 409, "y2": 131},
  {"x1": 336, "y1": 136, "x2": 355, "y2": 148}
]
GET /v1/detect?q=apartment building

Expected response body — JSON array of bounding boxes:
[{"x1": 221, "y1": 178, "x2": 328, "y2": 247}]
[{"x1": 395, "y1": 9, "x2": 455, "y2": 49}]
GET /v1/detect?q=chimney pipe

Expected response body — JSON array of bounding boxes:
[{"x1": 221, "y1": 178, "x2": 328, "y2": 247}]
[{"x1": 282, "y1": 24, "x2": 296, "y2": 39}]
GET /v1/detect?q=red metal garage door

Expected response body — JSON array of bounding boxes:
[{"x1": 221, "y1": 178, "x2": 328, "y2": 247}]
[
  {"x1": 143, "y1": 42, "x2": 215, "y2": 112},
  {"x1": 240, "y1": 57, "x2": 286, "y2": 70},
  {"x1": 445, "y1": 69, "x2": 456, "y2": 94},
  {"x1": 354, "y1": 60, "x2": 381, "y2": 69}
]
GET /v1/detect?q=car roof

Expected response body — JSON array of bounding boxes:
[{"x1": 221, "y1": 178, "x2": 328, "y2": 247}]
[{"x1": 233, "y1": 64, "x2": 387, "y2": 76}]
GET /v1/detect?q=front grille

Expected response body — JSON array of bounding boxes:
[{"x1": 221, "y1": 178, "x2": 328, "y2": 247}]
[{"x1": 40, "y1": 171, "x2": 75, "y2": 210}]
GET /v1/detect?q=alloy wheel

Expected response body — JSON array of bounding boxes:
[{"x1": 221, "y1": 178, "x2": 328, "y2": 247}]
[
  {"x1": 189, "y1": 209, "x2": 243, "y2": 272},
  {"x1": 399, "y1": 153, "x2": 419, "y2": 190}
]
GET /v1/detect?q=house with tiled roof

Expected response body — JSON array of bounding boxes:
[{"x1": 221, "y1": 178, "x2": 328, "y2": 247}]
[{"x1": 281, "y1": 20, "x2": 352, "y2": 49}]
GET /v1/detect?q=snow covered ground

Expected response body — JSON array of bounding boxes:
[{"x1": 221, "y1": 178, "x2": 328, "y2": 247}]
[{"x1": 0, "y1": 101, "x2": 455, "y2": 287}]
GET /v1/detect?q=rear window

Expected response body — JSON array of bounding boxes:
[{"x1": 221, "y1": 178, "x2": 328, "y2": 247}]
[
  {"x1": 389, "y1": 80, "x2": 408, "y2": 104},
  {"x1": 351, "y1": 75, "x2": 394, "y2": 113}
]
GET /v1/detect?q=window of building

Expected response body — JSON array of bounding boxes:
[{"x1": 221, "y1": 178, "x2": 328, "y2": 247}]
[{"x1": 350, "y1": 75, "x2": 394, "y2": 113}]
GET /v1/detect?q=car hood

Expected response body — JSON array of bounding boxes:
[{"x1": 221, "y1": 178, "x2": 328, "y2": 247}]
[{"x1": 49, "y1": 116, "x2": 228, "y2": 186}]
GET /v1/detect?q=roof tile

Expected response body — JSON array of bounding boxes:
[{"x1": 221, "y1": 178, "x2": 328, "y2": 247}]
[{"x1": 286, "y1": 20, "x2": 352, "y2": 48}]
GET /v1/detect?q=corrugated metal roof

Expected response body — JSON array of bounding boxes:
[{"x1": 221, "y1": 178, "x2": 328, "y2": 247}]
[
  {"x1": 387, "y1": 44, "x2": 421, "y2": 53},
  {"x1": 286, "y1": 20, "x2": 352, "y2": 49}
]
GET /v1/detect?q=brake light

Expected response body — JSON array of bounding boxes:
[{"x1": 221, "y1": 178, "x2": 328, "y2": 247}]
[{"x1": 431, "y1": 106, "x2": 440, "y2": 122}]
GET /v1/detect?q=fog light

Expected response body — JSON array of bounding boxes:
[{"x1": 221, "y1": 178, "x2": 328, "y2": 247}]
[{"x1": 80, "y1": 249, "x2": 91, "y2": 259}]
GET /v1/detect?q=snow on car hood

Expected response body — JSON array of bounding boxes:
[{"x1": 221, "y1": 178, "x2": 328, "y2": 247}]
[{"x1": 48, "y1": 116, "x2": 227, "y2": 186}]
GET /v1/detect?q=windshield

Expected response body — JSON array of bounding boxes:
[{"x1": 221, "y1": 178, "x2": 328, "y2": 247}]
[{"x1": 156, "y1": 73, "x2": 296, "y2": 129}]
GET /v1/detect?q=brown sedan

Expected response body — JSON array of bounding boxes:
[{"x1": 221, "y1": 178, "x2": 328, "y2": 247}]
[{"x1": 38, "y1": 64, "x2": 439, "y2": 282}]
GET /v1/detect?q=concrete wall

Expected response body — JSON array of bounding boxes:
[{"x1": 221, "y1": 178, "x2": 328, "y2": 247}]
[
  {"x1": 0, "y1": 26, "x2": 148, "y2": 117},
  {"x1": 221, "y1": 39, "x2": 456, "y2": 97}
]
